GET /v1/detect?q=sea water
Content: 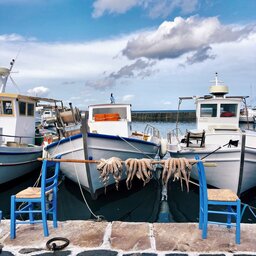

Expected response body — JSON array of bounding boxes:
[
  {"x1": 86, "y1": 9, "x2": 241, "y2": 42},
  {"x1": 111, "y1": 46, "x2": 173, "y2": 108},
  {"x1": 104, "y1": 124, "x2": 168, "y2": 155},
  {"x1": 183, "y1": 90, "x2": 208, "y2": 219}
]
[{"x1": 1, "y1": 121, "x2": 256, "y2": 223}]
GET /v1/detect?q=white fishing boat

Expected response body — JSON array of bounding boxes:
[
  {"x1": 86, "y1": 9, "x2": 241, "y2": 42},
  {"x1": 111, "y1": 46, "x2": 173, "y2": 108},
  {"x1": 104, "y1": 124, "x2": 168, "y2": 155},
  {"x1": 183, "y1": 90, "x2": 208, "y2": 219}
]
[
  {"x1": 0, "y1": 61, "x2": 43, "y2": 184},
  {"x1": 167, "y1": 73, "x2": 256, "y2": 195},
  {"x1": 239, "y1": 106, "x2": 256, "y2": 123},
  {"x1": 44, "y1": 103, "x2": 165, "y2": 199},
  {"x1": 0, "y1": 60, "x2": 61, "y2": 185}
]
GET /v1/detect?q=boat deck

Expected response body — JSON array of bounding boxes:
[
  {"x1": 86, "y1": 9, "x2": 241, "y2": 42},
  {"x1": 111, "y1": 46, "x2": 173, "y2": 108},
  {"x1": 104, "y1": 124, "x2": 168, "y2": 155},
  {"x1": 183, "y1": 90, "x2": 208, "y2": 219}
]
[{"x1": 1, "y1": 220, "x2": 256, "y2": 255}]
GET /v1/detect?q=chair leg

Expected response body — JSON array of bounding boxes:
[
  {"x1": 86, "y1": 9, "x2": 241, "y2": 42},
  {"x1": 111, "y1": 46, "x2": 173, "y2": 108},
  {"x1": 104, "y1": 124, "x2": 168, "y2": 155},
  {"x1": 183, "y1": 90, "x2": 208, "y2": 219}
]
[
  {"x1": 236, "y1": 201, "x2": 241, "y2": 244},
  {"x1": 10, "y1": 196, "x2": 16, "y2": 239},
  {"x1": 52, "y1": 197, "x2": 58, "y2": 229},
  {"x1": 227, "y1": 205, "x2": 231, "y2": 229},
  {"x1": 28, "y1": 203, "x2": 34, "y2": 223},
  {"x1": 41, "y1": 202, "x2": 49, "y2": 237},
  {"x1": 199, "y1": 206, "x2": 203, "y2": 229},
  {"x1": 199, "y1": 189, "x2": 203, "y2": 229},
  {"x1": 202, "y1": 206, "x2": 208, "y2": 239}
]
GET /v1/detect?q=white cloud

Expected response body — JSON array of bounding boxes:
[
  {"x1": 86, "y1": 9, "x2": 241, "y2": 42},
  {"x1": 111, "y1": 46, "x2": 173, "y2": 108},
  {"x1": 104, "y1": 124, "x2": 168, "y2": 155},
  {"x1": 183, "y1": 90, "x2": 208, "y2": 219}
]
[
  {"x1": 92, "y1": 0, "x2": 198, "y2": 18},
  {"x1": 122, "y1": 16, "x2": 254, "y2": 60},
  {"x1": 163, "y1": 101, "x2": 172, "y2": 105},
  {"x1": 93, "y1": 0, "x2": 139, "y2": 17},
  {"x1": 122, "y1": 94, "x2": 134, "y2": 102},
  {"x1": 0, "y1": 18, "x2": 255, "y2": 110},
  {"x1": 27, "y1": 86, "x2": 49, "y2": 97},
  {"x1": 148, "y1": 0, "x2": 198, "y2": 18},
  {"x1": 0, "y1": 34, "x2": 27, "y2": 42},
  {"x1": 0, "y1": 35, "x2": 129, "y2": 82}
]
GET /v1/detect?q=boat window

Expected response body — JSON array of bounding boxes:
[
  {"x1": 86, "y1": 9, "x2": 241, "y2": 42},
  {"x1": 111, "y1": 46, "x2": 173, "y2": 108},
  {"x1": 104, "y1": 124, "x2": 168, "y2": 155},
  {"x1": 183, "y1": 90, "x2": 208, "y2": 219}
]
[
  {"x1": 27, "y1": 103, "x2": 34, "y2": 116},
  {"x1": 2, "y1": 100, "x2": 13, "y2": 115},
  {"x1": 19, "y1": 101, "x2": 26, "y2": 115},
  {"x1": 220, "y1": 104, "x2": 237, "y2": 117},
  {"x1": 93, "y1": 107, "x2": 127, "y2": 119},
  {"x1": 200, "y1": 104, "x2": 217, "y2": 117}
]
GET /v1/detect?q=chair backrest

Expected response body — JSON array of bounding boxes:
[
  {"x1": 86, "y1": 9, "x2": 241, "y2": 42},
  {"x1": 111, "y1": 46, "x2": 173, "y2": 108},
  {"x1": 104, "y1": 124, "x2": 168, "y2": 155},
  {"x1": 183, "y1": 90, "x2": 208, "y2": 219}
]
[
  {"x1": 195, "y1": 155, "x2": 208, "y2": 202},
  {"x1": 41, "y1": 155, "x2": 61, "y2": 197}
]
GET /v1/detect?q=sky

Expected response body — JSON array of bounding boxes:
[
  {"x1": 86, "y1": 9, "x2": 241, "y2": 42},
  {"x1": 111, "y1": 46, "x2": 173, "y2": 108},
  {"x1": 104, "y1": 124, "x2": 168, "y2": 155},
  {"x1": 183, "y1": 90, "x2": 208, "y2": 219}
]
[{"x1": 0, "y1": 0, "x2": 256, "y2": 110}]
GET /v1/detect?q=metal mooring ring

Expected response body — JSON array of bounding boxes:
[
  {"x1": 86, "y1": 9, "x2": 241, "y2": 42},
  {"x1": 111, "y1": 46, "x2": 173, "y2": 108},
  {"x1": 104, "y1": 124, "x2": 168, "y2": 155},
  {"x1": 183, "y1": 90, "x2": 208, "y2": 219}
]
[{"x1": 46, "y1": 237, "x2": 70, "y2": 251}]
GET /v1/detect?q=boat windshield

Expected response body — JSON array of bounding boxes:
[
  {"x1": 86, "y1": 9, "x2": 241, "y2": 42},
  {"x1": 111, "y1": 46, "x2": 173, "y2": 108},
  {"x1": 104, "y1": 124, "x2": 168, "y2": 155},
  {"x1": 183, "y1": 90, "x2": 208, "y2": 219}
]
[
  {"x1": 220, "y1": 103, "x2": 237, "y2": 117},
  {"x1": 19, "y1": 101, "x2": 35, "y2": 116},
  {"x1": 200, "y1": 103, "x2": 238, "y2": 118},
  {"x1": 200, "y1": 104, "x2": 217, "y2": 117},
  {"x1": 0, "y1": 100, "x2": 13, "y2": 115}
]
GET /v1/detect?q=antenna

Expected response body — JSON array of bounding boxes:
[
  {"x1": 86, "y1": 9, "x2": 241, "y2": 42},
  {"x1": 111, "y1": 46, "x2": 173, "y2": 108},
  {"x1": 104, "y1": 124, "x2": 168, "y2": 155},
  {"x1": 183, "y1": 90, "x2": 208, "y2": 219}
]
[
  {"x1": 209, "y1": 72, "x2": 228, "y2": 97},
  {"x1": 0, "y1": 66, "x2": 10, "y2": 93},
  {"x1": 0, "y1": 58, "x2": 20, "y2": 93}
]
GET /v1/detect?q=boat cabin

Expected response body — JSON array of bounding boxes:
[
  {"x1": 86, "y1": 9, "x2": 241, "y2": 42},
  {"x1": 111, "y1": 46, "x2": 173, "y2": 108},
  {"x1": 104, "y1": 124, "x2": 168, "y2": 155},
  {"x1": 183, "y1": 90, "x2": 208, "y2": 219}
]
[
  {"x1": 88, "y1": 104, "x2": 132, "y2": 137},
  {"x1": 195, "y1": 74, "x2": 243, "y2": 132},
  {"x1": 172, "y1": 73, "x2": 245, "y2": 148},
  {"x1": 196, "y1": 97, "x2": 241, "y2": 131},
  {"x1": 0, "y1": 93, "x2": 37, "y2": 145}
]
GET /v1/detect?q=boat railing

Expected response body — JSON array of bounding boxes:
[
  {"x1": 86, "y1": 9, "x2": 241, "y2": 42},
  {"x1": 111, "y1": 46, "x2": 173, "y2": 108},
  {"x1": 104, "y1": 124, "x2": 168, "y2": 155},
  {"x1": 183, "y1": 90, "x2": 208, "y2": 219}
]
[
  {"x1": 167, "y1": 128, "x2": 183, "y2": 144},
  {"x1": 143, "y1": 124, "x2": 160, "y2": 139},
  {"x1": 0, "y1": 134, "x2": 35, "y2": 145}
]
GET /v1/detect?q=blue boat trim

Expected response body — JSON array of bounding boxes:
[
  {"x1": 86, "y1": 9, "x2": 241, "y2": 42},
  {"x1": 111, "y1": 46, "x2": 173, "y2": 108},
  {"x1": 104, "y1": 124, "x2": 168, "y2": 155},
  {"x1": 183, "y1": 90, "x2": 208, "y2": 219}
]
[
  {"x1": 45, "y1": 132, "x2": 158, "y2": 150},
  {"x1": 0, "y1": 150, "x2": 42, "y2": 155},
  {"x1": 0, "y1": 159, "x2": 39, "y2": 166}
]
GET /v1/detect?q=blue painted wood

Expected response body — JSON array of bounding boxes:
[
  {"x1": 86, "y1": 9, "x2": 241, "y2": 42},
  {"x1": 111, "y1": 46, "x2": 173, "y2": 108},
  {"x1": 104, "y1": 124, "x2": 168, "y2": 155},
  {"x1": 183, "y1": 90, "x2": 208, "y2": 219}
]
[
  {"x1": 10, "y1": 155, "x2": 61, "y2": 239},
  {"x1": 195, "y1": 155, "x2": 241, "y2": 244}
]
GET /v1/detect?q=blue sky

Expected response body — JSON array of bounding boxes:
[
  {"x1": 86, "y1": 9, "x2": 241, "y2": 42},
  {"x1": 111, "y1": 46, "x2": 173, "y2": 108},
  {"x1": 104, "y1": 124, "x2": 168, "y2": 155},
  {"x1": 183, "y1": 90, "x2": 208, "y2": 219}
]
[{"x1": 0, "y1": 0, "x2": 255, "y2": 110}]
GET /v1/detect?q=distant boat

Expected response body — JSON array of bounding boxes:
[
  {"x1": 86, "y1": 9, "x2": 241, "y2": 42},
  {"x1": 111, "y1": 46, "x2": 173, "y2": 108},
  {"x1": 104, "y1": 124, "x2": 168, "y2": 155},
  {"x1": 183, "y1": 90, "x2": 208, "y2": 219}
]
[
  {"x1": 0, "y1": 60, "x2": 60, "y2": 185},
  {"x1": 167, "y1": 73, "x2": 256, "y2": 196},
  {"x1": 44, "y1": 103, "x2": 166, "y2": 199},
  {"x1": 239, "y1": 106, "x2": 256, "y2": 123}
]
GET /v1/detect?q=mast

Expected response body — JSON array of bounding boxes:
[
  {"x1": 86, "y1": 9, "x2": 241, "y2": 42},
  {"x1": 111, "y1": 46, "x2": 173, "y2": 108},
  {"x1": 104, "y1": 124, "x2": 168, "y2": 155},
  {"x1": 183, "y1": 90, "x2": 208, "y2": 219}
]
[{"x1": 0, "y1": 59, "x2": 15, "y2": 93}]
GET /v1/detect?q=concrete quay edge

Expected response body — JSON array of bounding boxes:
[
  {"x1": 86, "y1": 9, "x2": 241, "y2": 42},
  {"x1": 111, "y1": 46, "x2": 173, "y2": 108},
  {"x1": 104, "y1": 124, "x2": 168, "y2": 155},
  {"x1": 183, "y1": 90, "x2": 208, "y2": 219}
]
[{"x1": 0, "y1": 220, "x2": 256, "y2": 255}]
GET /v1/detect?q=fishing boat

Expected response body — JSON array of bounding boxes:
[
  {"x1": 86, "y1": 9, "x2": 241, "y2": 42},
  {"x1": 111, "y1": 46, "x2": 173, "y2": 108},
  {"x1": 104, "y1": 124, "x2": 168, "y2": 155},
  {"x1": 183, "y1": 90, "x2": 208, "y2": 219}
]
[
  {"x1": 44, "y1": 103, "x2": 165, "y2": 199},
  {"x1": 239, "y1": 106, "x2": 256, "y2": 123},
  {"x1": 0, "y1": 60, "x2": 61, "y2": 185},
  {"x1": 167, "y1": 73, "x2": 256, "y2": 195}
]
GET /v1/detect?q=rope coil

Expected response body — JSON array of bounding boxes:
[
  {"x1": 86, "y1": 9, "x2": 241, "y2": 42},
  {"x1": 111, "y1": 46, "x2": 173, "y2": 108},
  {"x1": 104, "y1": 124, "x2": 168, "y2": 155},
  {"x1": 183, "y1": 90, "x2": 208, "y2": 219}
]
[{"x1": 46, "y1": 237, "x2": 70, "y2": 251}]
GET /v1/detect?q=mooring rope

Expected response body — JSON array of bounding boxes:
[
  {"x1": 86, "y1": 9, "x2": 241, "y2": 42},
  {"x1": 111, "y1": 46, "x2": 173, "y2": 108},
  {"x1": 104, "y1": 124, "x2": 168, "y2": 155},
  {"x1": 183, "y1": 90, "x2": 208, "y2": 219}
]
[
  {"x1": 68, "y1": 136, "x2": 104, "y2": 221},
  {"x1": 241, "y1": 202, "x2": 256, "y2": 220},
  {"x1": 117, "y1": 135, "x2": 155, "y2": 160}
]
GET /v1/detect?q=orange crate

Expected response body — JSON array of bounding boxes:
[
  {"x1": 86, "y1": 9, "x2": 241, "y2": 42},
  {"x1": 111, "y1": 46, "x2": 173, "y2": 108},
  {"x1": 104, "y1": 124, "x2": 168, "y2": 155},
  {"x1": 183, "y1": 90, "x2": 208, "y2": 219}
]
[
  {"x1": 105, "y1": 113, "x2": 120, "y2": 121},
  {"x1": 94, "y1": 113, "x2": 106, "y2": 121}
]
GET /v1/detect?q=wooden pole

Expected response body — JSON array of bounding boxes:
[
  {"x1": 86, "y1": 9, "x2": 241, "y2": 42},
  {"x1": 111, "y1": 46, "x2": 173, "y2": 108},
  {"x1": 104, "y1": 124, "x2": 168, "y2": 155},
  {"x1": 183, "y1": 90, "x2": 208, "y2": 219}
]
[{"x1": 37, "y1": 157, "x2": 217, "y2": 167}]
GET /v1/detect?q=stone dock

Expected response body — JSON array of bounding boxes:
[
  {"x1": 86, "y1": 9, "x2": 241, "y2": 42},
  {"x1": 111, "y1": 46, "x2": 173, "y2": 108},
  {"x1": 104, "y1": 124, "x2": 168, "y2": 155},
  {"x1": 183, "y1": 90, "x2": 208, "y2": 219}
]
[{"x1": 0, "y1": 220, "x2": 256, "y2": 255}]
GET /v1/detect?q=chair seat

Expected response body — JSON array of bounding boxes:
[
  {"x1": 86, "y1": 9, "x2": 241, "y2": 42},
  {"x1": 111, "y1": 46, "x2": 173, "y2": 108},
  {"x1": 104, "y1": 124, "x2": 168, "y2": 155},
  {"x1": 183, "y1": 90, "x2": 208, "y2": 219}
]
[
  {"x1": 16, "y1": 187, "x2": 41, "y2": 199},
  {"x1": 208, "y1": 189, "x2": 239, "y2": 201}
]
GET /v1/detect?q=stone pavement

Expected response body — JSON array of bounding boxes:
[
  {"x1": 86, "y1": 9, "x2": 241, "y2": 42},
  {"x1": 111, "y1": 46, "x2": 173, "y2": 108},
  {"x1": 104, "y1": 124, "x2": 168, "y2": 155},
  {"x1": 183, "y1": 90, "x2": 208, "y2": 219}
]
[{"x1": 0, "y1": 220, "x2": 256, "y2": 255}]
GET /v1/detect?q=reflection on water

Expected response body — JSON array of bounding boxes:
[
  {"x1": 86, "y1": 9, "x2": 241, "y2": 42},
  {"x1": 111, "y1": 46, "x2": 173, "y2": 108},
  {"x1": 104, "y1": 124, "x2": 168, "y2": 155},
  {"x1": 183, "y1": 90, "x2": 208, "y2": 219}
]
[{"x1": 1, "y1": 121, "x2": 256, "y2": 223}]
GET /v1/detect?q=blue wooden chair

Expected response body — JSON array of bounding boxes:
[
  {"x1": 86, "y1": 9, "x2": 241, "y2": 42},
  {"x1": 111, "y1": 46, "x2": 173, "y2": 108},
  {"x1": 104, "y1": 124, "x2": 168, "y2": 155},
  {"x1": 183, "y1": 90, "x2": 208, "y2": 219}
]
[
  {"x1": 10, "y1": 157, "x2": 61, "y2": 239},
  {"x1": 195, "y1": 155, "x2": 241, "y2": 244}
]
